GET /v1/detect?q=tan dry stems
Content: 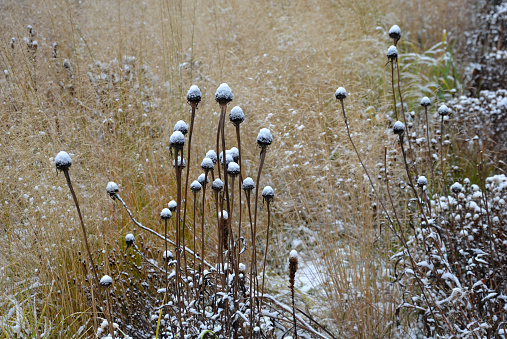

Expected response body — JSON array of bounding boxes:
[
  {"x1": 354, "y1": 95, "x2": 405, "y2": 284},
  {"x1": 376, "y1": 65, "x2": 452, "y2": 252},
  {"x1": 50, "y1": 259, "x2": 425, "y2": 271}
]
[{"x1": 0, "y1": 0, "x2": 473, "y2": 336}]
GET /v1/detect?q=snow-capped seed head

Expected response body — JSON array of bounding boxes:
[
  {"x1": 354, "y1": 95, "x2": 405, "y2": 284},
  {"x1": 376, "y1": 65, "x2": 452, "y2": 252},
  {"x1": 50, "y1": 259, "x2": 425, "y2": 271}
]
[
  {"x1": 125, "y1": 233, "x2": 135, "y2": 247},
  {"x1": 100, "y1": 275, "x2": 113, "y2": 287},
  {"x1": 220, "y1": 152, "x2": 234, "y2": 166},
  {"x1": 190, "y1": 180, "x2": 202, "y2": 193},
  {"x1": 229, "y1": 147, "x2": 239, "y2": 162},
  {"x1": 212, "y1": 179, "x2": 224, "y2": 192},
  {"x1": 173, "y1": 120, "x2": 189, "y2": 135},
  {"x1": 215, "y1": 83, "x2": 233, "y2": 105},
  {"x1": 168, "y1": 200, "x2": 177, "y2": 212},
  {"x1": 289, "y1": 249, "x2": 298, "y2": 262},
  {"x1": 198, "y1": 173, "x2": 209, "y2": 186},
  {"x1": 106, "y1": 181, "x2": 119, "y2": 197},
  {"x1": 163, "y1": 250, "x2": 173, "y2": 262},
  {"x1": 227, "y1": 162, "x2": 240, "y2": 177},
  {"x1": 393, "y1": 121, "x2": 405, "y2": 135},
  {"x1": 451, "y1": 182, "x2": 463, "y2": 194},
  {"x1": 420, "y1": 96, "x2": 431, "y2": 107},
  {"x1": 63, "y1": 59, "x2": 72, "y2": 71},
  {"x1": 417, "y1": 176, "x2": 428, "y2": 187},
  {"x1": 386, "y1": 45, "x2": 398, "y2": 60},
  {"x1": 229, "y1": 106, "x2": 245, "y2": 125},
  {"x1": 201, "y1": 157, "x2": 214, "y2": 171},
  {"x1": 173, "y1": 156, "x2": 186, "y2": 168},
  {"x1": 464, "y1": 178, "x2": 470, "y2": 185},
  {"x1": 242, "y1": 177, "x2": 255, "y2": 191},
  {"x1": 205, "y1": 150, "x2": 217, "y2": 164},
  {"x1": 389, "y1": 25, "x2": 401, "y2": 41},
  {"x1": 218, "y1": 210, "x2": 229, "y2": 220},
  {"x1": 262, "y1": 186, "x2": 275, "y2": 202},
  {"x1": 438, "y1": 104, "x2": 450, "y2": 116},
  {"x1": 335, "y1": 87, "x2": 347, "y2": 100},
  {"x1": 170, "y1": 131, "x2": 185, "y2": 149},
  {"x1": 256, "y1": 128, "x2": 273, "y2": 147},
  {"x1": 160, "y1": 208, "x2": 172, "y2": 220},
  {"x1": 186, "y1": 85, "x2": 202, "y2": 104},
  {"x1": 55, "y1": 151, "x2": 72, "y2": 171}
]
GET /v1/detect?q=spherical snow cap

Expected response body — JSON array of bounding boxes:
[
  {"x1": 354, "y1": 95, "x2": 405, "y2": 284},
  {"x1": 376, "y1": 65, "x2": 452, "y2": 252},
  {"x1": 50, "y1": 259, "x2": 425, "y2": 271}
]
[
  {"x1": 170, "y1": 131, "x2": 185, "y2": 149},
  {"x1": 238, "y1": 263, "x2": 246, "y2": 272},
  {"x1": 289, "y1": 250, "x2": 298, "y2": 263},
  {"x1": 198, "y1": 173, "x2": 208, "y2": 185},
  {"x1": 163, "y1": 250, "x2": 173, "y2": 261},
  {"x1": 212, "y1": 179, "x2": 224, "y2": 191},
  {"x1": 201, "y1": 157, "x2": 214, "y2": 170},
  {"x1": 262, "y1": 186, "x2": 275, "y2": 201},
  {"x1": 242, "y1": 177, "x2": 255, "y2": 191},
  {"x1": 106, "y1": 181, "x2": 119, "y2": 196},
  {"x1": 393, "y1": 121, "x2": 405, "y2": 135},
  {"x1": 335, "y1": 87, "x2": 347, "y2": 100},
  {"x1": 438, "y1": 104, "x2": 450, "y2": 116},
  {"x1": 160, "y1": 208, "x2": 172, "y2": 220},
  {"x1": 190, "y1": 180, "x2": 202, "y2": 192},
  {"x1": 387, "y1": 45, "x2": 398, "y2": 59},
  {"x1": 174, "y1": 120, "x2": 189, "y2": 135},
  {"x1": 215, "y1": 83, "x2": 233, "y2": 104},
  {"x1": 227, "y1": 162, "x2": 240, "y2": 176},
  {"x1": 230, "y1": 106, "x2": 245, "y2": 125},
  {"x1": 257, "y1": 128, "x2": 273, "y2": 146},
  {"x1": 100, "y1": 275, "x2": 113, "y2": 287},
  {"x1": 389, "y1": 25, "x2": 401, "y2": 40},
  {"x1": 417, "y1": 176, "x2": 428, "y2": 187},
  {"x1": 220, "y1": 152, "x2": 233, "y2": 165},
  {"x1": 55, "y1": 151, "x2": 72, "y2": 171},
  {"x1": 451, "y1": 182, "x2": 463, "y2": 194},
  {"x1": 420, "y1": 97, "x2": 431, "y2": 107},
  {"x1": 206, "y1": 150, "x2": 218, "y2": 164},
  {"x1": 125, "y1": 233, "x2": 135, "y2": 246},
  {"x1": 168, "y1": 200, "x2": 177, "y2": 211},
  {"x1": 229, "y1": 147, "x2": 239, "y2": 162},
  {"x1": 187, "y1": 85, "x2": 202, "y2": 103}
]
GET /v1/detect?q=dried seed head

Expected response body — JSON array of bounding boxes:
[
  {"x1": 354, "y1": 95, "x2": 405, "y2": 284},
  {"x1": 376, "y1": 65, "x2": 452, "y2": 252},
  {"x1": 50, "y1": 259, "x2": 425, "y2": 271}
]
[
  {"x1": 289, "y1": 250, "x2": 298, "y2": 286},
  {"x1": 170, "y1": 131, "x2": 185, "y2": 149},
  {"x1": 55, "y1": 151, "x2": 72, "y2": 171},
  {"x1": 393, "y1": 121, "x2": 405, "y2": 135},
  {"x1": 187, "y1": 85, "x2": 202, "y2": 104},
  {"x1": 417, "y1": 176, "x2": 428, "y2": 187},
  {"x1": 201, "y1": 157, "x2": 214, "y2": 171},
  {"x1": 168, "y1": 200, "x2": 177, "y2": 212},
  {"x1": 198, "y1": 173, "x2": 209, "y2": 186},
  {"x1": 386, "y1": 45, "x2": 398, "y2": 60},
  {"x1": 173, "y1": 156, "x2": 186, "y2": 168},
  {"x1": 257, "y1": 128, "x2": 273, "y2": 147},
  {"x1": 212, "y1": 179, "x2": 224, "y2": 192},
  {"x1": 173, "y1": 120, "x2": 189, "y2": 135},
  {"x1": 334, "y1": 87, "x2": 347, "y2": 100},
  {"x1": 106, "y1": 181, "x2": 119, "y2": 197},
  {"x1": 451, "y1": 182, "x2": 463, "y2": 194},
  {"x1": 438, "y1": 104, "x2": 450, "y2": 116},
  {"x1": 163, "y1": 250, "x2": 174, "y2": 262},
  {"x1": 100, "y1": 275, "x2": 113, "y2": 287},
  {"x1": 160, "y1": 208, "x2": 172, "y2": 220},
  {"x1": 389, "y1": 25, "x2": 401, "y2": 41},
  {"x1": 219, "y1": 151, "x2": 234, "y2": 165},
  {"x1": 190, "y1": 180, "x2": 202, "y2": 193},
  {"x1": 242, "y1": 177, "x2": 255, "y2": 191},
  {"x1": 125, "y1": 233, "x2": 135, "y2": 247},
  {"x1": 229, "y1": 106, "x2": 245, "y2": 125},
  {"x1": 215, "y1": 83, "x2": 233, "y2": 105},
  {"x1": 63, "y1": 59, "x2": 73, "y2": 72},
  {"x1": 420, "y1": 96, "x2": 431, "y2": 107},
  {"x1": 229, "y1": 147, "x2": 239, "y2": 162},
  {"x1": 262, "y1": 186, "x2": 275, "y2": 202},
  {"x1": 227, "y1": 162, "x2": 240, "y2": 177},
  {"x1": 206, "y1": 150, "x2": 218, "y2": 164}
]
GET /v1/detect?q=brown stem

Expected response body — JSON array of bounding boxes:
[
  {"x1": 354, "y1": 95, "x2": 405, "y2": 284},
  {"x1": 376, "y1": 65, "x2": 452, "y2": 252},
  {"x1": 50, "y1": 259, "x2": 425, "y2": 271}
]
[
  {"x1": 173, "y1": 148, "x2": 184, "y2": 339},
  {"x1": 261, "y1": 202, "x2": 272, "y2": 297},
  {"x1": 105, "y1": 290, "x2": 116, "y2": 339}
]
